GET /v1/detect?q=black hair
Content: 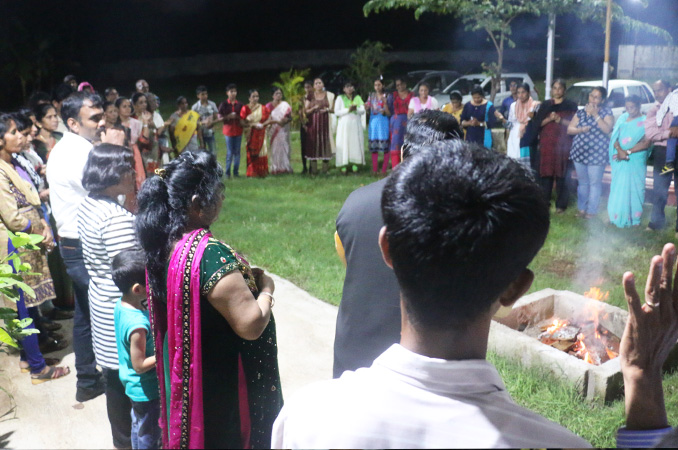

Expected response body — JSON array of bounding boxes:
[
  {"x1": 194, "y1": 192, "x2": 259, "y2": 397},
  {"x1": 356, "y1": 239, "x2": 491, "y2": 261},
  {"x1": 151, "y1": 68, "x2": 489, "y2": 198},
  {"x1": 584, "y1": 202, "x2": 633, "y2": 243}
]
[
  {"x1": 517, "y1": 82, "x2": 531, "y2": 93},
  {"x1": 418, "y1": 82, "x2": 431, "y2": 91},
  {"x1": 248, "y1": 89, "x2": 259, "y2": 97},
  {"x1": 0, "y1": 113, "x2": 14, "y2": 145},
  {"x1": 403, "y1": 109, "x2": 462, "y2": 159},
  {"x1": 82, "y1": 144, "x2": 135, "y2": 194},
  {"x1": 176, "y1": 96, "x2": 187, "y2": 106},
  {"x1": 64, "y1": 75, "x2": 77, "y2": 84},
  {"x1": 52, "y1": 83, "x2": 75, "y2": 104},
  {"x1": 136, "y1": 151, "x2": 224, "y2": 299},
  {"x1": 552, "y1": 78, "x2": 567, "y2": 89},
  {"x1": 449, "y1": 91, "x2": 462, "y2": 102},
  {"x1": 34, "y1": 103, "x2": 57, "y2": 123},
  {"x1": 625, "y1": 95, "x2": 642, "y2": 108},
  {"x1": 111, "y1": 249, "x2": 147, "y2": 295},
  {"x1": 591, "y1": 86, "x2": 608, "y2": 99},
  {"x1": 102, "y1": 101, "x2": 116, "y2": 112},
  {"x1": 343, "y1": 80, "x2": 354, "y2": 88},
  {"x1": 226, "y1": 83, "x2": 237, "y2": 91},
  {"x1": 114, "y1": 97, "x2": 129, "y2": 110},
  {"x1": 60, "y1": 91, "x2": 103, "y2": 126},
  {"x1": 104, "y1": 87, "x2": 118, "y2": 97},
  {"x1": 303, "y1": 80, "x2": 313, "y2": 87},
  {"x1": 131, "y1": 92, "x2": 147, "y2": 106},
  {"x1": 271, "y1": 86, "x2": 282, "y2": 96},
  {"x1": 28, "y1": 91, "x2": 51, "y2": 111},
  {"x1": 382, "y1": 140, "x2": 549, "y2": 329},
  {"x1": 471, "y1": 86, "x2": 485, "y2": 97},
  {"x1": 196, "y1": 85, "x2": 208, "y2": 95},
  {"x1": 11, "y1": 111, "x2": 32, "y2": 132},
  {"x1": 394, "y1": 76, "x2": 407, "y2": 85}
]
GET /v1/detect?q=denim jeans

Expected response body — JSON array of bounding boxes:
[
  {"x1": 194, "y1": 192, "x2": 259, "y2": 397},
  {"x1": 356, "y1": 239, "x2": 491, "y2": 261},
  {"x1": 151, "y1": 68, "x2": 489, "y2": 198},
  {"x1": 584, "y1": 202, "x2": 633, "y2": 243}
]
[
  {"x1": 573, "y1": 162, "x2": 606, "y2": 215},
  {"x1": 203, "y1": 135, "x2": 216, "y2": 154},
  {"x1": 649, "y1": 146, "x2": 677, "y2": 230},
  {"x1": 224, "y1": 135, "x2": 242, "y2": 176},
  {"x1": 131, "y1": 399, "x2": 161, "y2": 449},
  {"x1": 59, "y1": 238, "x2": 101, "y2": 390},
  {"x1": 102, "y1": 368, "x2": 132, "y2": 449}
]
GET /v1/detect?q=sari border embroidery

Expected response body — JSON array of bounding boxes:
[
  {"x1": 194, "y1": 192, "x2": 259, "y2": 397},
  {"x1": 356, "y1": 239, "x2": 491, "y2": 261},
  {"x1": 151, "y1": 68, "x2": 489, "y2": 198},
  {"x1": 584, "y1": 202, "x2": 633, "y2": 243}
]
[
  {"x1": 180, "y1": 229, "x2": 206, "y2": 449},
  {"x1": 201, "y1": 262, "x2": 240, "y2": 295}
]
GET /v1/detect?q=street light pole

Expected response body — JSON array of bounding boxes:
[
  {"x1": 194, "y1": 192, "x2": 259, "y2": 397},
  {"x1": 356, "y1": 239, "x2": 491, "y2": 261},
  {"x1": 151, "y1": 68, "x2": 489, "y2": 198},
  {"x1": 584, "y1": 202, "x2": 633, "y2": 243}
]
[
  {"x1": 545, "y1": 13, "x2": 556, "y2": 100},
  {"x1": 603, "y1": 0, "x2": 613, "y2": 89}
]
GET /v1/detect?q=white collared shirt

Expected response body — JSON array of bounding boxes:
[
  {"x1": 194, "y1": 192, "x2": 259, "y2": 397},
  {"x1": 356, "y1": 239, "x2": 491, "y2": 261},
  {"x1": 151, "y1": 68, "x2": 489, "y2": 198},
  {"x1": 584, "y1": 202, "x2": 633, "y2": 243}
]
[
  {"x1": 46, "y1": 131, "x2": 92, "y2": 239},
  {"x1": 272, "y1": 344, "x2": 591, "y2": 449}
]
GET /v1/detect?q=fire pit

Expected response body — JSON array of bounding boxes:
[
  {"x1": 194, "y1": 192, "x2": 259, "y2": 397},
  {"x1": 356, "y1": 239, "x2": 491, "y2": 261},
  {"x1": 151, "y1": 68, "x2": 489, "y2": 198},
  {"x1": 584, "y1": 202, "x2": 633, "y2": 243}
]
[{"x1": 489, "y1": 289, "x2": 678, "y2": 403}]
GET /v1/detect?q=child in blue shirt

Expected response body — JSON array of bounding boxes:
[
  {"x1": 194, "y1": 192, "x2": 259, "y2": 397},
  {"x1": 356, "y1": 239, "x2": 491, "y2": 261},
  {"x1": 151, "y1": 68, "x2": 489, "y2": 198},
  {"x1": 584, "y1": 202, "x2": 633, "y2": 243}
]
[{"x1": 112, "y1": 249, "x2": 160, "y2": 450}]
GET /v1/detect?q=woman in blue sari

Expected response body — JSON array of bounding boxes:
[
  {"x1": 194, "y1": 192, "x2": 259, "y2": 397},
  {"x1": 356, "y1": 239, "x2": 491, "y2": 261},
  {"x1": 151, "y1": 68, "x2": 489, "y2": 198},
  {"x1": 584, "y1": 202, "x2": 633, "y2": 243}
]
[{"x1": 608, "y1": 96, "x2": 651, "y2": 228}]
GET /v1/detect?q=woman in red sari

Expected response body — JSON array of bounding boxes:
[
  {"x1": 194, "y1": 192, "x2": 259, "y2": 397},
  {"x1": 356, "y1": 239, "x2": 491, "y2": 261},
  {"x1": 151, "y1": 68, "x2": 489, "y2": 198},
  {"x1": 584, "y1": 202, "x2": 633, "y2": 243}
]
[{"x1": 240, "y1": 90, "x2": 272, "y2": 178}]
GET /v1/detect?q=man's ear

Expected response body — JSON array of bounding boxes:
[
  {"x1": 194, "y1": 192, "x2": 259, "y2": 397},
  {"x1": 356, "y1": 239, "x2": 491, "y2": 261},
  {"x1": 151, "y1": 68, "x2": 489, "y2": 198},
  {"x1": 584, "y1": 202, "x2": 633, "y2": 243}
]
[
  {"x1": 67, "y1": 117, "x2": 79, "y2": 134},
  {"x1": 378, "y1": 226, "x2": 393, "y2": 269},
  {"x1": 498, "y1": 269, "x2": 534, "y2": 308}
]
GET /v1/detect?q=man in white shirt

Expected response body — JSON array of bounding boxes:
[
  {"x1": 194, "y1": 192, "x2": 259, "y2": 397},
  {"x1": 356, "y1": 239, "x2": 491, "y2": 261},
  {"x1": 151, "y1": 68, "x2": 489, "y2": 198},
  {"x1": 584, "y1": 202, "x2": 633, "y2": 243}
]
[
  {"x1": 273, "y1": 140, "x2": 590, "y2": 448},
  {"x1": 47, "y1": 91, "x2": 107, "y2": 403}
]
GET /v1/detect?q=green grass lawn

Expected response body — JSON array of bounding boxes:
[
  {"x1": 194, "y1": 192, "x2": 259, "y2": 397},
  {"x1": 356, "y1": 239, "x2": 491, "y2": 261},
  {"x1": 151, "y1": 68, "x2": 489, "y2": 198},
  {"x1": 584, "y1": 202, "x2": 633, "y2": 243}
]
[{"x1": 203, "y1": 120, "x2": 678, "y2": 447}]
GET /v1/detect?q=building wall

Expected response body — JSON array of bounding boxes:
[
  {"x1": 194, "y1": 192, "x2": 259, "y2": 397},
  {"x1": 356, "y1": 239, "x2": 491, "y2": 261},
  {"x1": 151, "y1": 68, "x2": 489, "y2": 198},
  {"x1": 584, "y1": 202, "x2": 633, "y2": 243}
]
[{"x1": 618, "y1": 45, "x2": 678, "y2": 81}]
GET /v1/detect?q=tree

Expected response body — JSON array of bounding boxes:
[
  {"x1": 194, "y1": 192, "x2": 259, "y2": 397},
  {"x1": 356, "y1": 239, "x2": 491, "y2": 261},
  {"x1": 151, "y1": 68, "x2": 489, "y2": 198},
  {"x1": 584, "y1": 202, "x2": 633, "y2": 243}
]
[
  {"x1": 347, "y1": 40, "x2": 391, "y2": 99},
  {"x1": 273, "y1": 68, "x2": 311, "y2": 128},
  {"x1": 363, "y1": 0, "x2": 672, "y2": 102}
]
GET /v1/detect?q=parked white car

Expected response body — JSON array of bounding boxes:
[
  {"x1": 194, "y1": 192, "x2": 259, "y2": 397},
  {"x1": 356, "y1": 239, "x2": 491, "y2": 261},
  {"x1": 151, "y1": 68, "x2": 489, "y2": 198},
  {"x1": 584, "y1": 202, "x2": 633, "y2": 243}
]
[
  {"x1": 564, "y1": 80, "x2": 656, "y2": 121},
  {"x1": 433, "y1": 73, "x2": 539, "y2": 108}
]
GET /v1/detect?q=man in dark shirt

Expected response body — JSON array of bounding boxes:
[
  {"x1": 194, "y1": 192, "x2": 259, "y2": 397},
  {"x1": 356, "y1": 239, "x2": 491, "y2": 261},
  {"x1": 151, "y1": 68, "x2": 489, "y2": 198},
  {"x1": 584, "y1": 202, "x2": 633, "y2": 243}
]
[
  {"x1": 216, "y1": 84, "x2": 245, "y2": 178},
  {"x1": 333, "y1": 110, "x2": 462, "y2": 377}
]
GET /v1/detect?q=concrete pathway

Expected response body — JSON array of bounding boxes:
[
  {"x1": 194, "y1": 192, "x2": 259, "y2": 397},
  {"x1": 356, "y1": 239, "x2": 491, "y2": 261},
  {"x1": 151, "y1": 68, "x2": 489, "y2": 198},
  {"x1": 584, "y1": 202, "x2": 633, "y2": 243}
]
[{"x1": 0, "y1": 273, "x2": 338, "y2": 449}]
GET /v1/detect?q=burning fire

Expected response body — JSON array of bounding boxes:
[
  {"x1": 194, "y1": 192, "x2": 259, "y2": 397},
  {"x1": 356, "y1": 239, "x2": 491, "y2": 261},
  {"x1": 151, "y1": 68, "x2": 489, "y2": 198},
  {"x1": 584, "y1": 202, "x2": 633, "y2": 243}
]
[
  {"x1": 535, "y1": 297, "x2": 619, "y2": 365},
  {"x1": 545, "y1": 319, "x2": 568, "y2": 335},
  {"x1": 584, "y1": 286, "x2": 609, "y2": 301}
]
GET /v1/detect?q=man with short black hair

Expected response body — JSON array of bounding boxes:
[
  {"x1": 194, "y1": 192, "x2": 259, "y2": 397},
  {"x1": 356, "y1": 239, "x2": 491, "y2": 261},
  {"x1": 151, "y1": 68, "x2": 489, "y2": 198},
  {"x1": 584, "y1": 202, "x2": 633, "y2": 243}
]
[
  {"x1": 46, "y1": 91, "x2": 108, "y2": 405},
  {"x1": 52, "y1": 82, "x2": 75, "y2": 133},
  {"x1": 192, "y1": 85, "x2": 218, "y2": 154},
  {"x1": 274, "y1": 140, "x2": 589, "y2": 448},
  {"x1": 217, "y1": 83, "x2": 245, "y2": 177},
  {"x1": 332, "y1": 110, "x2": 462, "y2": 379}
]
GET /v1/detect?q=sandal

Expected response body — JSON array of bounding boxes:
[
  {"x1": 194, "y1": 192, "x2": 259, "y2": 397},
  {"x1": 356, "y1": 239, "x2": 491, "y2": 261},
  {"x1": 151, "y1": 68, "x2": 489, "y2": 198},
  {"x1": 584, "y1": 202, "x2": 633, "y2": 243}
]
[
  {"x1": 20, "y1": 357, "x2": 61, "y2": 373},
  {"x1": 31, "y1": 365, "x2": 70, "y2": 384}
]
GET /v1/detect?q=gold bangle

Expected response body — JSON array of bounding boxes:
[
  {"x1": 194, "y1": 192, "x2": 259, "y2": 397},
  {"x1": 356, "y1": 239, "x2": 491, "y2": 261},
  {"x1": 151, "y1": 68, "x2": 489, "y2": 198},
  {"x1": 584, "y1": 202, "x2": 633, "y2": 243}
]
[{"x1": 259, "y1": 292, "x2": 275, "y2": 308}]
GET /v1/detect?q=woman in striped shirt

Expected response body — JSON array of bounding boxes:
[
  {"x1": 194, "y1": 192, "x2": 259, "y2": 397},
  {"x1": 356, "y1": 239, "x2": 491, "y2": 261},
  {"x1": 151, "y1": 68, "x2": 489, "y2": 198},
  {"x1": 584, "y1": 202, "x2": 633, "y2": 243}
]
[{"x1": 77, "y1": 144, "x2": 137, "y2": 449}]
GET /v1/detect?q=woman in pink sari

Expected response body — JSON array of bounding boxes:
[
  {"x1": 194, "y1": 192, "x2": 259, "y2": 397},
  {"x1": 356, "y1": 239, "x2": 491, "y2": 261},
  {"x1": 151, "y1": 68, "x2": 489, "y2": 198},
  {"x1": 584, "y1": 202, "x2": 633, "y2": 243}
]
[
  {"x1": 136, "y1": 151, "x2": 282, "y2": 449},
  {"x1": 266, "y1": 88, "x2": 293, "y2": 174}
]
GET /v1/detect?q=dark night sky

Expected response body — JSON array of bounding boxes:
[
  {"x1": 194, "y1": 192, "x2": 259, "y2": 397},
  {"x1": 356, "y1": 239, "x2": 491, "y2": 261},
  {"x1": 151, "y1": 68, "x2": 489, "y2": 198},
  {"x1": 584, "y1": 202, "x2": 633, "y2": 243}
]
[{"x1": 5, "y1": 0, "x2": 677, "y2": 62}]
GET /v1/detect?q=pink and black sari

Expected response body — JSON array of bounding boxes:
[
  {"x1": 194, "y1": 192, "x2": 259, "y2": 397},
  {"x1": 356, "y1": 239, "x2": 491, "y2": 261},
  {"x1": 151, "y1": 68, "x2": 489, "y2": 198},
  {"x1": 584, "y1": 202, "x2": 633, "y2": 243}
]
[{"x1": 149, "y1": 229, "x2": 282, "y2": 449}]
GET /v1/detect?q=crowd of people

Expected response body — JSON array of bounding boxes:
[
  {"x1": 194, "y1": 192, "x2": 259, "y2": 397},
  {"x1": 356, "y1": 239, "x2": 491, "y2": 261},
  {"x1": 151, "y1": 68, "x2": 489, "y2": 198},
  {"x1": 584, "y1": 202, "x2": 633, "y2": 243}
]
[{"x1": 2, "y1": 71, "x2": 678, "y2": 450}]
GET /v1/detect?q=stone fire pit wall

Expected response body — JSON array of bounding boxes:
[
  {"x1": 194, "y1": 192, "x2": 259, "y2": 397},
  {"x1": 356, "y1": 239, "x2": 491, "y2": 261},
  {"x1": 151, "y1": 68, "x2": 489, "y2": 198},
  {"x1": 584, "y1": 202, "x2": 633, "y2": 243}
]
[{"x1": 489, "y1": 289, "x2": 629, "y2": 403}]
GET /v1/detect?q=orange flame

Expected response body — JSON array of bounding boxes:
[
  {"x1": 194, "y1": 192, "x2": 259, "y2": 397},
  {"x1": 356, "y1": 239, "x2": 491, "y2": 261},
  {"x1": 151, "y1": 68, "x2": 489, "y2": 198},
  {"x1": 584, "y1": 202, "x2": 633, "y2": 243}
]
[
  {"x1": 584, "y1": 286, "x2": 609, "y2": 301},
  {"x1": 546, "y1": 319, "x2": 568, "y2": 334}
]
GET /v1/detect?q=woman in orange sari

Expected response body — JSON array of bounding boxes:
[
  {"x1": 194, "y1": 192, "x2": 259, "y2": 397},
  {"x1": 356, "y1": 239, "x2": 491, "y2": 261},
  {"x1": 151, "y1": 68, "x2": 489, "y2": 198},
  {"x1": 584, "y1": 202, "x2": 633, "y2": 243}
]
[{"x1": 240, "y1": 90, "x2": 272, "y2": 178}]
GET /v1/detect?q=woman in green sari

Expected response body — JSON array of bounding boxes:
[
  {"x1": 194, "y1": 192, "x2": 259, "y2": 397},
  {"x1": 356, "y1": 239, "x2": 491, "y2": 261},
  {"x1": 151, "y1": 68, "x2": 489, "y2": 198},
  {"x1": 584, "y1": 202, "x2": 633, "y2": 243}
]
[{"x1": 608, "y1": 95, "x2": 651, "y2": 228}]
